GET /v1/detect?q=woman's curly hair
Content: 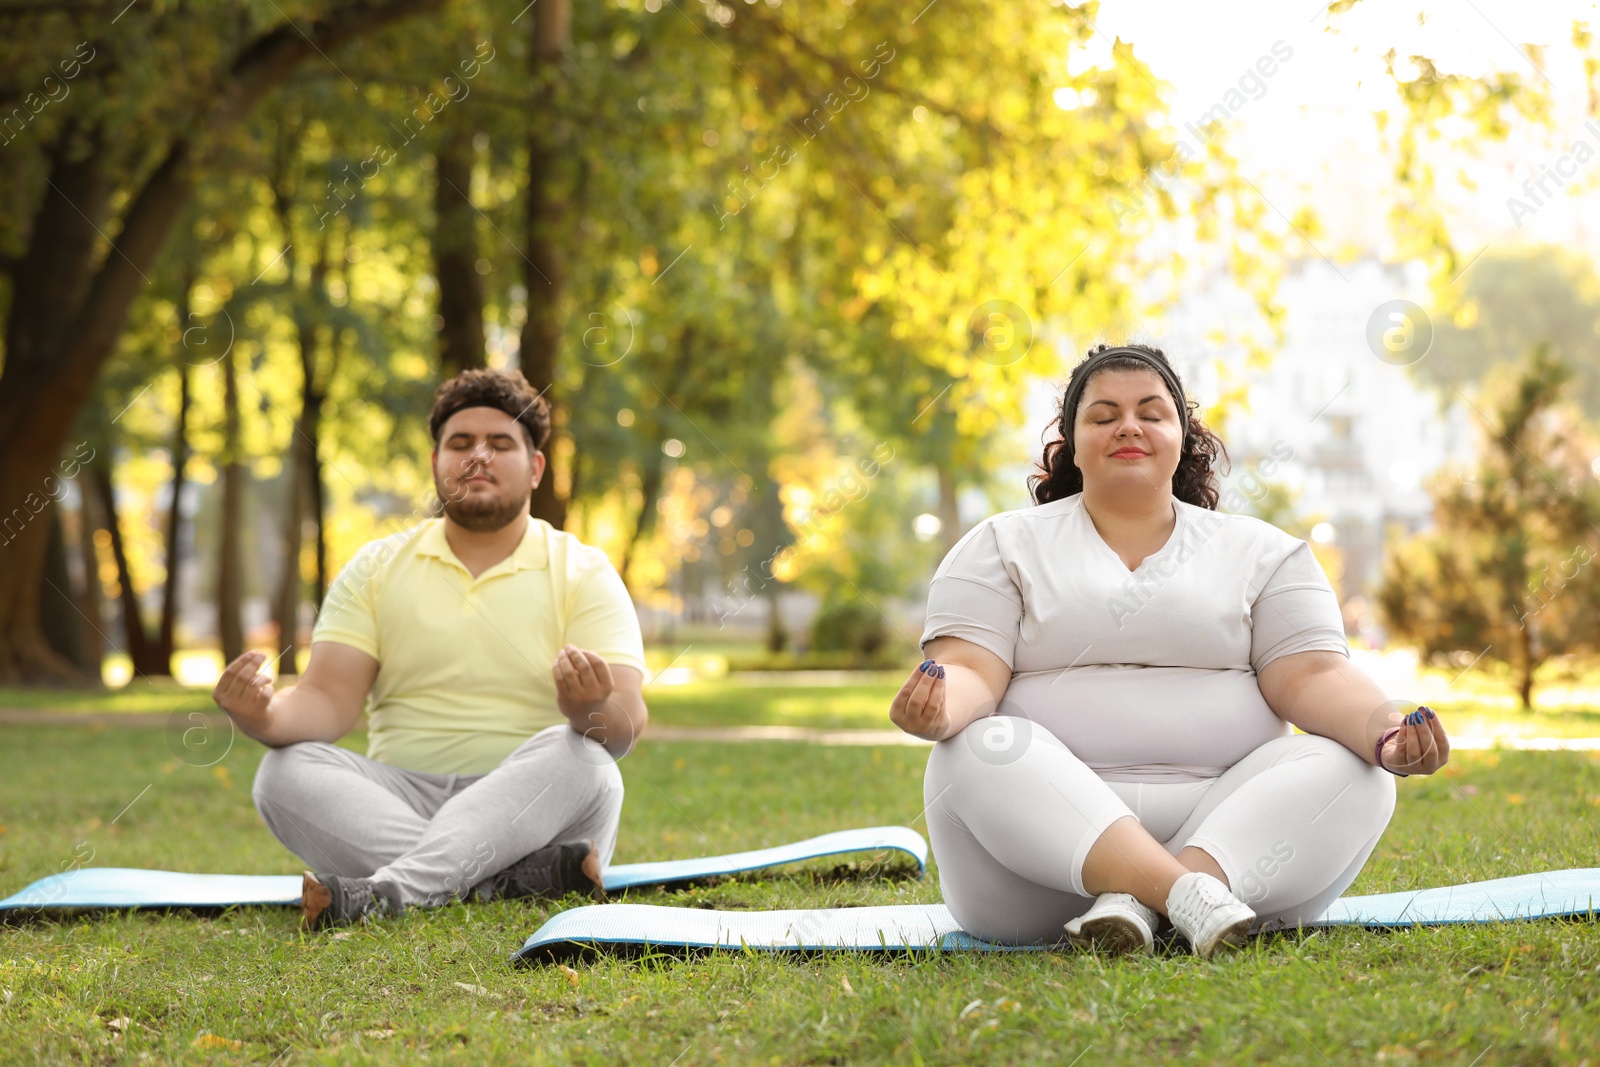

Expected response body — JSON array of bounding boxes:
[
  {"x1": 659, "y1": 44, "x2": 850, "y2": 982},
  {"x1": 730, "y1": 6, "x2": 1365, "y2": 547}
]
[
  {"x1": 428, "y1": 368, "x2": 552, "y2": 453},
  {"x1": 1028, "y1": 343, "x2": 1229, "y2": 509}
]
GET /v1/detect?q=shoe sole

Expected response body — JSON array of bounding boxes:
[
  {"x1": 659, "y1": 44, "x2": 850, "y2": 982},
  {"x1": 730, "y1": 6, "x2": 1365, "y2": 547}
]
[
  {"x1": 1066, "y1": 915, "x2": 1152, "y2": 956},
  {"x1": 1196, "y1": 914, "x2": 1254, "y2": 957},
  {"x1": 300, "y1": 871, "x2": 333, "y2": 930}
]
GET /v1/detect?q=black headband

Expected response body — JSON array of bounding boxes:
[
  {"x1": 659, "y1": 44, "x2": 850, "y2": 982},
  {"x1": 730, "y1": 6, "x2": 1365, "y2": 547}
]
[{"x1": 1059, "y1": 346, "x2": 1190, "y2": 451}]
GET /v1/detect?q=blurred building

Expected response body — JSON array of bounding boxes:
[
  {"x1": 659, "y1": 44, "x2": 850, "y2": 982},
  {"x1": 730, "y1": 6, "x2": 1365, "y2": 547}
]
[{"x1": 1162, "y1": 256, "x2": 1476, "y2": 607}]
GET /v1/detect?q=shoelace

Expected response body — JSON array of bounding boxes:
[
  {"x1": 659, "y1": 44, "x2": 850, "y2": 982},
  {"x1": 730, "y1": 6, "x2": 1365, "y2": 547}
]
[{"x1": 1168, "y1": 875, "x2": 1234, "y2": 927}]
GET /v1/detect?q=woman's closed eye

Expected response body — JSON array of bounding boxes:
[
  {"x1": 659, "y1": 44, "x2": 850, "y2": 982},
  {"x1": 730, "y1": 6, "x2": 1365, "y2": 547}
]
[{"x1": 1096, "y1": 417, "x2": 1161, "y2": 424}]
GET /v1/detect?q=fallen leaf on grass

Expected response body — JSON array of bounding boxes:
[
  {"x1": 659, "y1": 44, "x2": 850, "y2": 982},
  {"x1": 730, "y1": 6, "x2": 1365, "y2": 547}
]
[
  {"x1": 453, "y1": 982, "x2": 490, "y2": 996},
  {"x1": 104, "y1": 1016, "x2": 131, "y2": 1033},
  {"x1": 192, "y1": 1033, "x2": 242, "y2": 1050},
  {"x1": 363, "y1": 1028, "x2": 395, "y2": 1039},
  {"x1": 840, "y1": 975, "x2": 855, "y2": 996},
  {"x1": 557, "y1": 965, "x2": 581, "y2": 988}
]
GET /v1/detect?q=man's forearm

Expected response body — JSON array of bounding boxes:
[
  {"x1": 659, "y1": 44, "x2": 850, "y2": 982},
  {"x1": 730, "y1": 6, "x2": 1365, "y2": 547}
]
[
  {"x1": 563, "y1": 692, "x2": 648, "y2": 759},
  {"x1": 239, "y1": 685, "x2": 356, "y2": 748}
]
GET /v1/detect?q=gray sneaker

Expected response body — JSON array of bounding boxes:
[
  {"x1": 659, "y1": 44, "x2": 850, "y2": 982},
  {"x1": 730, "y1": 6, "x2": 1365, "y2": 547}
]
[
  {"x1": 469, "y1": 840, "x2": 606, "y2": 904},
  {"x1": 300, "y1": 871, "x2": 404, "y2": 930}
]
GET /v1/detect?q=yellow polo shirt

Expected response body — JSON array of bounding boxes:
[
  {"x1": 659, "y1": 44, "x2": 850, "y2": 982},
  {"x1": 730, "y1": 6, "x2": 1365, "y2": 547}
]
[{"x1": 311, "y1": 516, "x2": 646, "y2": 775}]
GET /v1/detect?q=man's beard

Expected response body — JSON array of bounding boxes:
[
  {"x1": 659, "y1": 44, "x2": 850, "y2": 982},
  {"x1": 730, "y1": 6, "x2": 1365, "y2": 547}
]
[{"x1": 437, "y1": 477, "x2": 531, "y2": 532}]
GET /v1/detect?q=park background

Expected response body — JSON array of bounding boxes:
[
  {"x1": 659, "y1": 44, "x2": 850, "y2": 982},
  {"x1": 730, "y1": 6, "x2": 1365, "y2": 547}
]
[{"x1": 4, "y1": 1, "x2": 1600, "y2": 1065}]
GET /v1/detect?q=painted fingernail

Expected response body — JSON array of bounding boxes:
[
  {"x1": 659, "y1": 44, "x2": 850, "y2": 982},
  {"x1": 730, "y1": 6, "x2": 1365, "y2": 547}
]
[
  {"x1": 918, "y1": 660, "x2": 930, "y2": 673},
  {"x1": 1423, "y1": 707, "x2": 1436, "y2": 719},
  {"x1": 936, "y1": 665, "x2": 946, "y2": 679}
]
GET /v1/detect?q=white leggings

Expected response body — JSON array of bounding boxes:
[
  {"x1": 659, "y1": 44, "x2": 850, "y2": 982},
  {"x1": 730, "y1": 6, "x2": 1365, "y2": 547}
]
[{"x1": 924, "y1": 719, "x2": 1396, "y2": 944}]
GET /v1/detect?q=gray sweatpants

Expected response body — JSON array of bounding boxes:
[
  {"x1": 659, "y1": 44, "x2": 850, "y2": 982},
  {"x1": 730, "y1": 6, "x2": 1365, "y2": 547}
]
[
  {"x1": 251, "y1": 724, "x2": 624, "y2": 907},
  {"x1": 925, "y1": 722, "x2": 1397, "y2": 944}
]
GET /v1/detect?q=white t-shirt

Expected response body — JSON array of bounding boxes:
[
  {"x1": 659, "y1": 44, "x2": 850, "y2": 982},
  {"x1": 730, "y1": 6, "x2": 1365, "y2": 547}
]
[{"x1": 919, "y1": 492, "x2": 1349, "y2": 782}]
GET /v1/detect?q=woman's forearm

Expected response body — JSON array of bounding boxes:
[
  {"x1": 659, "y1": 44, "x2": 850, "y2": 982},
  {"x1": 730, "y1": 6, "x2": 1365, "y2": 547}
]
[
  {"x1": 1271, "y1": 659, "x2": 1399, "y2": 765},
  {"x1": 935, "y1": 662, "x2": 1008, "y2": 741}
]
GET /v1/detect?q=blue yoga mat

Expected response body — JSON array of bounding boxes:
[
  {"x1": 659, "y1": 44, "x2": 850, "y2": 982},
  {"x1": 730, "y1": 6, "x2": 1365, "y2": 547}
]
[
  {"x1": 0, "y1": 826, "x2": 927, "y2": 912},
  {"x1": 513, "y1": 868, "x2": 1600, "y2": 961}
]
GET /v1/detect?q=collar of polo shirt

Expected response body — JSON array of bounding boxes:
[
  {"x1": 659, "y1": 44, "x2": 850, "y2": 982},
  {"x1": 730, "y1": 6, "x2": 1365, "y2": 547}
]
[{"x1": 416, "y1": 514, "x2": 550, "y2": 575}]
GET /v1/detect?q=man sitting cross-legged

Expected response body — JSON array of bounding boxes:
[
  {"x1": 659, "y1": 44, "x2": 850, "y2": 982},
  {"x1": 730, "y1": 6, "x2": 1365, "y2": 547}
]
[{"x1": 214, "y1": 368, "x2": 648, "y2": 929}]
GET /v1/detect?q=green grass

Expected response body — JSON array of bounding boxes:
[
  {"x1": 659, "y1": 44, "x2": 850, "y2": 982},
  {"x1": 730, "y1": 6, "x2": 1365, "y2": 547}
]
[
  {"x1": 3, "y1": 719, "x2": 1600, "y2": 1065},
  {"x1": 10, "y1": 673, "x2": 1600, "y2": 741}
]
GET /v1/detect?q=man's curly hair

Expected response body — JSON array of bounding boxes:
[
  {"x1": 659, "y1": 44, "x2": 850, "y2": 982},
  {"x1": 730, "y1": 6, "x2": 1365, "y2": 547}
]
[
  {"x1": 428, "y1": 368, "x2": 552, "y2": 454},
  {"x1": 1028, "y1": 343, "x2": 1229, "y2": 509}
]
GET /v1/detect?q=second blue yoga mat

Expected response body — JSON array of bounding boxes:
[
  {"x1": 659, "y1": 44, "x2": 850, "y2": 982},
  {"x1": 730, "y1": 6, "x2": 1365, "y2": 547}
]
[{"x1": 0, "y1": 826, "x2": 927, "y2": 912}]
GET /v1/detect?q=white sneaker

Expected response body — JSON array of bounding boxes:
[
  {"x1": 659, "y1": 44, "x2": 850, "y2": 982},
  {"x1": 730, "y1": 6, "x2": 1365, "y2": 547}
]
[
  {"x1": 1064, "y1": 892, "x2": 1159, "y2": 955},
  {"x1": 1165, "y1": 871, "x2": 1255, "y2": 957}
]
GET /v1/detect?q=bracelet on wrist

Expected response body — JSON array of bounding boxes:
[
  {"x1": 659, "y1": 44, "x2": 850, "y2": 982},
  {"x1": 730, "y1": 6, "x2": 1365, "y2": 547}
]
[{"x1": 1375, "y1": 726, "x2": 1410, "y2": 777}]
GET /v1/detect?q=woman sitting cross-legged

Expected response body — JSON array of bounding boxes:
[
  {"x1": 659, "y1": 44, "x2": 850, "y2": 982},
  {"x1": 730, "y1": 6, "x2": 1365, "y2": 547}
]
[{"x1": 891, "y1": 343, "x2": 1449, "y2": 956}]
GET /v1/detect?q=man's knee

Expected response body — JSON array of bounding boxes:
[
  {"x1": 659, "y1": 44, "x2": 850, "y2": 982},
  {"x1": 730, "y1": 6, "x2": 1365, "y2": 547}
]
[{"x1": 251, "y1": 741, "x2": 339, "y2": 815}]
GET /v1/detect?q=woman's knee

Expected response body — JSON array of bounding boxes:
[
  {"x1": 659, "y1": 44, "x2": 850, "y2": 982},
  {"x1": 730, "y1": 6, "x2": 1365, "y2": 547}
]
[
  {"x1": 1299, "y1": 733, "x2": 1397, "y2": 821},
  {"x1": 929, "y1": 715, "x2": 1064, "y2": 780}
]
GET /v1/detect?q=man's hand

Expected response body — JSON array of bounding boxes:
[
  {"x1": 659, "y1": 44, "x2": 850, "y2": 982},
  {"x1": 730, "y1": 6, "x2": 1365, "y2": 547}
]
[
  {"x1": 554, "y1": 644, "x2": 614, "y2": 723},
  {"x1": 212, "y1": 651, "x2": 275, "y2": 732}
]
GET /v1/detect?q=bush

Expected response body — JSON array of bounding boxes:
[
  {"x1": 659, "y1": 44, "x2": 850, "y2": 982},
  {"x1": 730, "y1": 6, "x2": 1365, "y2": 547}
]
[{"x1": 809, "y1": 598, "x2": 888, "y2": 655}]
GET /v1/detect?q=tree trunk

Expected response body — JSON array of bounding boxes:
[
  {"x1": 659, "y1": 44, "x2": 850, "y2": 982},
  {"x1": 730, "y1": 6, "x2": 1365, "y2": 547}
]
[
  {"x1": 618, "y1": 454, "x2": 664, "y2": 595},
  {"x1": 309, "y1": 248, "x2": 344, "y2": 611},
  {"x1": 520, "y1": 0, "x2": 571, "y2": 529},
  {"x1": 435, "y1": 122, "x2": 487, "y2": 376},
  {"x1": 272, "y1": 411, "x2": 307, "y2": 675},
  {"x1": 309, "y1": 369, "x2": 330, "y2": 610},
  {"x1": 90, "y1": 461, "x2": 166, "y2": 677},
  {"x1": 0, "y1": 0, "x2": 449, "y2": 683},
  {"x1": 1516, "y1": 614, "x2": 1537, "y2": 712},
  {"x1": 157, "y1": 360, "x2": 191, "y2": 670},
  {"x1": 72, "y1": 481, "x2": 105, "y2": 677},
  {"x1": 40, "y1": 508, "x2": 91, "y2": 677},
  {"x1": 219, "y1": 343, "x2": 245, "y2": 665},
  {"x1": 765, "y1": 580, "x2": 787, "y2": 653},
  {"x1": 267, "y1": 213, "x2": 329, "y2": 677},
  {"x1": 0, "y1": 135, "x2": 115, "y2": 684}
]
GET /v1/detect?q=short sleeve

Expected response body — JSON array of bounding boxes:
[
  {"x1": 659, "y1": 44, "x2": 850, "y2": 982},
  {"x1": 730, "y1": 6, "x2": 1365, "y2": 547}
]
[
  {"x1": 564, "y1": 560, "x2": 647, "y2": 673},
  {"x1": 919, "y1": 521, "x2": 1023, "y2": 669},
  {"x1": 312, "y1": 542, "x2": 383, "y2": 659},
  {"x1": 1249, "y1": 540, "x2": 1348, "y2": 673}
]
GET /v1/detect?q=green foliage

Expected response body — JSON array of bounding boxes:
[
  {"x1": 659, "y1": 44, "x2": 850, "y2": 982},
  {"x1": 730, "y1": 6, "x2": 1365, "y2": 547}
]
[
  {"x1": 0, "y1": 0, "x2": 1459, "y2": 666},
  {"x1": 808, "y1": 596, "x2": 889, "y2": 656},
  {"x1": 1377, "y1": 346, "x2": 1600, "y2": 709},
  {"x1": 1421, "y1": 246, "x2": 1600, "y2": 419}
]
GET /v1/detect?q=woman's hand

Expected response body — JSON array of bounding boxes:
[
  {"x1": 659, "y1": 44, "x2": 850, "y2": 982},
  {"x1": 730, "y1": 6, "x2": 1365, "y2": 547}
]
[
  {"x1": 890, "y1": 659, "x2": 950, "y2": 741},
  {"x1": 1379, "y1": 705, "x2": 1450, "y2": 776}
]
